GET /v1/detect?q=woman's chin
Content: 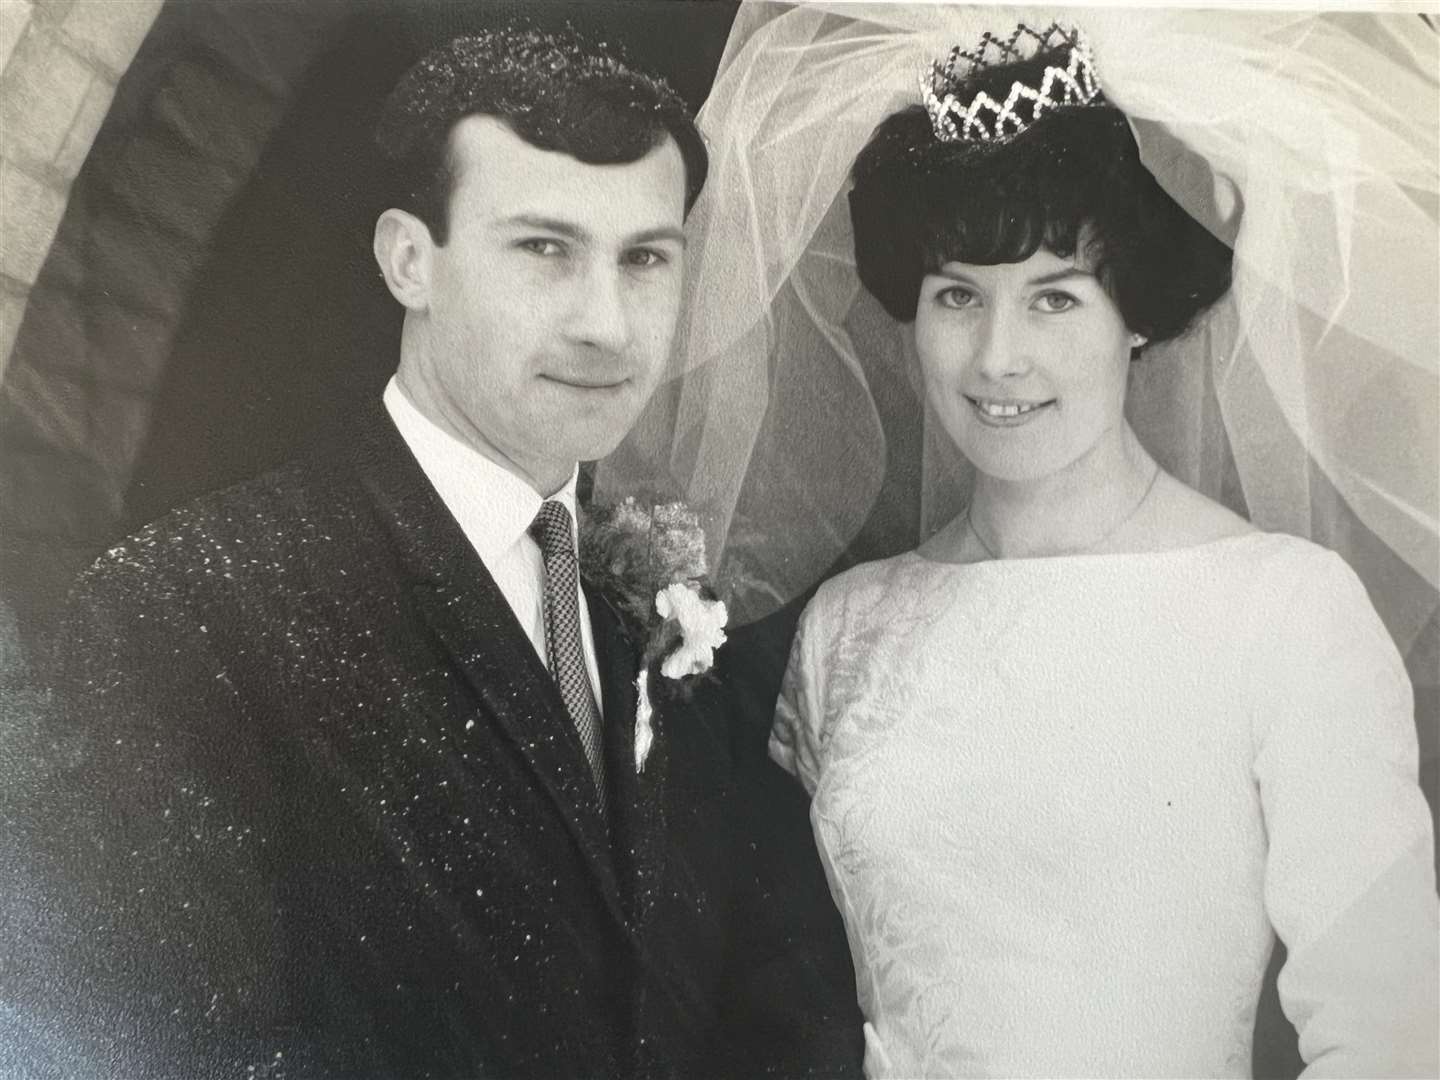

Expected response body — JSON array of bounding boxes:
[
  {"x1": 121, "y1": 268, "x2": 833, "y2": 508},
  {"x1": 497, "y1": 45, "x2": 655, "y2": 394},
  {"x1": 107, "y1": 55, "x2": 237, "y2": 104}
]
[{"x1": 958, "y1": 445, "x2": 1072, "y2": 486}]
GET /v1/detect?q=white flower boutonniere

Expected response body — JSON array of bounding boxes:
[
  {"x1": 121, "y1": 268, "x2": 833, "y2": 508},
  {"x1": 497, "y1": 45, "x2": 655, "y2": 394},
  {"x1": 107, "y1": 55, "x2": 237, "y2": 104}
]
[
  {"x1": 655, "y1": 583, "x2": 728, "y2": 679},
  {"x1": 633, "y1": 583, "x2": 728, "y2": 770},
  {"x1": 579, "y1": 496, "x2": 729, "y2": 773}
]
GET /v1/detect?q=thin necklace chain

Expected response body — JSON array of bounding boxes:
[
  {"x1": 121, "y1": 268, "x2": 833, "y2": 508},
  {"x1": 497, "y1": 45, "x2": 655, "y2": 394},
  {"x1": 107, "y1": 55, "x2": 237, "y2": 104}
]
[{"x1": 965, "y1": 463, "x2": 1162, "y2": 561}]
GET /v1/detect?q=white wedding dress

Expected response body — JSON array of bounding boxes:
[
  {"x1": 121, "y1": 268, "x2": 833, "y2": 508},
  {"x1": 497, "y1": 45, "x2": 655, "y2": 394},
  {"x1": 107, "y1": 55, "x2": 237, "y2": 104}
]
[{"x1": 772, "y1": 532, "x2": 1437, "y2": 1078}]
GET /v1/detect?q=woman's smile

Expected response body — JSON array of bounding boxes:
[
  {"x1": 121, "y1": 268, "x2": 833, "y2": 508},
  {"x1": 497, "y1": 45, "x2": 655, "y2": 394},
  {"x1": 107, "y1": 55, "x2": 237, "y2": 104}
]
[{"x1": 965, "y1": 394, "x2": 1057, "y2": 426}]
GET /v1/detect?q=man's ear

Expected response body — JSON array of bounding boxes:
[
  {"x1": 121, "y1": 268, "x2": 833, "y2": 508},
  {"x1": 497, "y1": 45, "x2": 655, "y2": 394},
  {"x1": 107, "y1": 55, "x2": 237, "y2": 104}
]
[{"x1": 373, "y1": 209, "x2": 434, "y2": 311}]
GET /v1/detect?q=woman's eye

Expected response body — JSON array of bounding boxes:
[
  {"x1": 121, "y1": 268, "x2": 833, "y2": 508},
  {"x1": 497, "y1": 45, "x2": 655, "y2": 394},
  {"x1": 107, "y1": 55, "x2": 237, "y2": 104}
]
[
  {"x1": 1035, "y1": 291, "x2": 1077, "y2": 313},
  {"x1": 936, "y1": 286, "x2": 975, "y2": 309},
  {"x1": 519, "y1": 238, "x2": 566, "y2": 257}
]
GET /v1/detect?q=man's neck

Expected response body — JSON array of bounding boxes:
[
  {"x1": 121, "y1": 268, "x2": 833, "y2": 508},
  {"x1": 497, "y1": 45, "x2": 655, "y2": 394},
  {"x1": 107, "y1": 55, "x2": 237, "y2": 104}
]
[{"x1": 391, "y1": 368, "x2": 573, "y2": 497}]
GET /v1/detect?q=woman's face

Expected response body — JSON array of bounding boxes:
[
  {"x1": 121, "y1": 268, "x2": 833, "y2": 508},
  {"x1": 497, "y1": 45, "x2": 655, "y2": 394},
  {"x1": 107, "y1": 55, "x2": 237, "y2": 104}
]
[{"x1": 913, "y1": 244, "x2": 1142, "y2": 484}]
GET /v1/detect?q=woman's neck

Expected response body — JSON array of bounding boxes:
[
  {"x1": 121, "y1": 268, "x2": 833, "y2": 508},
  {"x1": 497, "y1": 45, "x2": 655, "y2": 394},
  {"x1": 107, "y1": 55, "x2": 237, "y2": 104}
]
[{"x1": 967, "y1": 424, "x2": 1158, "y2": 559}]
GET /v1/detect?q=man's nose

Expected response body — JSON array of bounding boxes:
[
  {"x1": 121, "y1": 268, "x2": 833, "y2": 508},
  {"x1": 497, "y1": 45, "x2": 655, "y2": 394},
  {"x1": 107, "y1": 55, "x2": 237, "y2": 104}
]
[
  {"x1": 973, "y1": 310, "x2": 1031, "y2": 380},
  {"x1": 569, "y1": 262, "x2": 630, "y2": 353}
]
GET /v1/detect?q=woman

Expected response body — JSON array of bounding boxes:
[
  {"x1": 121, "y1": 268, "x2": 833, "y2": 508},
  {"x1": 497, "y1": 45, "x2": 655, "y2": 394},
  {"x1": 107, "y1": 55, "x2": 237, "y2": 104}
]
[
  {"x1": 596, "y1": 6, "x2": 1439, "y2": 1077},
  {"x1": 771, "y1": 23, "x2": 1437, "y2": 1078}
]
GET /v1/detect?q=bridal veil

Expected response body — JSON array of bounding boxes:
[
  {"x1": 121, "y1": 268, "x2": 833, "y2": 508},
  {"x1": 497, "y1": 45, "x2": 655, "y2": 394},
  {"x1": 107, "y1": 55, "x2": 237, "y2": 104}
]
[{"x1": 596, "y1": 4, "x2": 1439, "y2": 684}]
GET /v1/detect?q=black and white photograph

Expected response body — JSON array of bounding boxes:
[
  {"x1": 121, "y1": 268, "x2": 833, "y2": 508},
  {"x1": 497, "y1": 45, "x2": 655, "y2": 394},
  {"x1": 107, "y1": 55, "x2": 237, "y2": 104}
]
[{"x1": 0, "y1": 1, "x2": 1435, "y2": 1077}]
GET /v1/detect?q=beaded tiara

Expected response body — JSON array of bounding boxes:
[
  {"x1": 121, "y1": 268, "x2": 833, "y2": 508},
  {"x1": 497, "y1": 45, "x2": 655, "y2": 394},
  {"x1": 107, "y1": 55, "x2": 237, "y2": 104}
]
[{"x1": 921, "y1": 22, "x2": 1104, "y2": 146}]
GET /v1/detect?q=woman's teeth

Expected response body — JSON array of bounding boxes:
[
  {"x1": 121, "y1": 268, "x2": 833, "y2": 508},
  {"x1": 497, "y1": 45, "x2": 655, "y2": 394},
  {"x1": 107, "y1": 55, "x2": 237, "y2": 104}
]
[{"x1": 976, "y1": 399, "x2": 1045, "y2": 418}]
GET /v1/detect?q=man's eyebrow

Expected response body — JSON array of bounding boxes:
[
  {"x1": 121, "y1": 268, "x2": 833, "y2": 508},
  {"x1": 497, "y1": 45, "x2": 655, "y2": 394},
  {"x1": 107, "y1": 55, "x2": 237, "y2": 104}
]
[
  {"x1": 499, "y1": 215, "x2": 592, "y2": 243},
  {"x1": 628, "y1": 226, "x2": 687, "y2": 249},
  {"x1": 497, "y1": 215, "x2": 685, "y2": 249}
]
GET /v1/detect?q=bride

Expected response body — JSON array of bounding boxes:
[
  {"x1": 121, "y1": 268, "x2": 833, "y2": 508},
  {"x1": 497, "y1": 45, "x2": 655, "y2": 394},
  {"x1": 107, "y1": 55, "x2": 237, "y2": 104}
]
[
  {"x1": 774, "y1": 21, "x2": 1436, "y2": 1077},
  {"x1": 601, "y1": 5, "x2": 1439, "y2": 1077}
]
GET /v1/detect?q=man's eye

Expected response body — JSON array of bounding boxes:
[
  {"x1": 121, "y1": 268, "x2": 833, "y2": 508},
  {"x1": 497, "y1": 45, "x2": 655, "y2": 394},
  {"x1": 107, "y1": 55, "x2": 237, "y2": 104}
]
[
  {"x1": 936, "y1": 286, "x2": 975, "y2": 309},
  {"x1": 519, "y1": 239, "x2": 565, "y2": 257},
  {"x1": 624, "y1": 248, "x2": 667, "y2": 269},
  {"x1": 1035, "y1": 291, "x2": 1077, "y2": 313}
]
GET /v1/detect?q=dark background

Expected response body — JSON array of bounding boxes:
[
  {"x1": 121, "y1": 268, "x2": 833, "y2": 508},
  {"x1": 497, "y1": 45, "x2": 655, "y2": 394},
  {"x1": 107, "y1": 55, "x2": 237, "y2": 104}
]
[{"x1": 0, "y1": 0, "x2": 740, "y2": 658}]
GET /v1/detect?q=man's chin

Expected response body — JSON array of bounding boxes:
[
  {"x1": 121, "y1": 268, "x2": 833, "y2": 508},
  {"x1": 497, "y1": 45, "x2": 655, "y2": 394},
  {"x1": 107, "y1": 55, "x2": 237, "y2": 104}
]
[
  {"x1": 531, "y1": 383, "x2": 661, "y2": 464},
  {"x1": 547, "y1": 423, "x2": 641, "y2": 472}
]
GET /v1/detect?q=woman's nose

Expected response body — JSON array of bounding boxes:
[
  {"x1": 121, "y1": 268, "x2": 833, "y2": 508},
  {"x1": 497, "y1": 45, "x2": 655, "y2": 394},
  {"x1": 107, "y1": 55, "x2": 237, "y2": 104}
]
[{"x1": 972, "y1": 310, "x2": 1031, "y2": 380}]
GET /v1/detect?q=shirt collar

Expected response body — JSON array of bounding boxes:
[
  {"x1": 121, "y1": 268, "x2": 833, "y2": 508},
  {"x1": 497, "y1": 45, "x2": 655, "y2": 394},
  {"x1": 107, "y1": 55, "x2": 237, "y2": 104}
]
[{"x1": 383, "y1": 377, "x2": 580, "y2": 567}]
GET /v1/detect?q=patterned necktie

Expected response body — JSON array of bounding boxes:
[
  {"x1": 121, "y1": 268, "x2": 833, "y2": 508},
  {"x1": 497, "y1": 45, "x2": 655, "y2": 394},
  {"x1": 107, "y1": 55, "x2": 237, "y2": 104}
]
[{"x1": 528, "y1": 500, "x2": 608, "y2": 814}]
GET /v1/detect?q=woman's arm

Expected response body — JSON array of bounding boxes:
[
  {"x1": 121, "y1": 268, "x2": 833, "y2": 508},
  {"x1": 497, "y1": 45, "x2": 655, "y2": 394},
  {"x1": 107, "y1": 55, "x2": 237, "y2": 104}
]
[
  {"x1": 769, "y1": 599, "x2": 828, "y2": 796},
  {"x1": 1254, "y1": 553, "x2": 1438, "y2": 1078}
]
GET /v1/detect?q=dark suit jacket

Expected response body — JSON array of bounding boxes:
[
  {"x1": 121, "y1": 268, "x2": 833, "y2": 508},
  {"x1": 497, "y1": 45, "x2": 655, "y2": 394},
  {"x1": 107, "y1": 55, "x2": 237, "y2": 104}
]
[{"x1": 1, "y1": 406, "x2": 861, "y2": 1079}]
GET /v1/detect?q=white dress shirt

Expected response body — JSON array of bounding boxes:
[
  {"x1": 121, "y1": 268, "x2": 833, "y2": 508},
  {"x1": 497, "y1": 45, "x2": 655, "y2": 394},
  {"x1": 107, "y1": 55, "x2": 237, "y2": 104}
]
[{"x1": 383, "y1": 377, "x2": 603, "y2": 712}]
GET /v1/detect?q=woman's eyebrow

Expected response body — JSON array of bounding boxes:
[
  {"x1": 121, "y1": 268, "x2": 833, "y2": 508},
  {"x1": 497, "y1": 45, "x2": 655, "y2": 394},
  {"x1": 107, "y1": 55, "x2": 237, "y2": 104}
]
[
  {"x1": 933, "y1": 265, "x2": 978, "y2": 283},
  {"x1": 1027, "y1": 268, "x2": 1094, "y2": 286}
]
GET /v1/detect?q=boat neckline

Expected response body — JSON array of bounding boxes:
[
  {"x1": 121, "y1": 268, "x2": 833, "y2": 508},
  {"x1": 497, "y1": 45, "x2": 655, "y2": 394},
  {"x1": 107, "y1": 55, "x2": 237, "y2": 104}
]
[{"x1": 904, "y1": 528, "x2": 1283, "y2": 568}]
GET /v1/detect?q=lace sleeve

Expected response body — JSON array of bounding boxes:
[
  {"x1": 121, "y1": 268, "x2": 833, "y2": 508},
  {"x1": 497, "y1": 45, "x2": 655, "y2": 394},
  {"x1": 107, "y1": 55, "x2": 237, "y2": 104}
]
[
  {"x1": 1253, "y1": 552, "x2": 1439, "y2": 1078},
  {"x1": 769, "y1": 602, "x2": 828, "y2": 797}
]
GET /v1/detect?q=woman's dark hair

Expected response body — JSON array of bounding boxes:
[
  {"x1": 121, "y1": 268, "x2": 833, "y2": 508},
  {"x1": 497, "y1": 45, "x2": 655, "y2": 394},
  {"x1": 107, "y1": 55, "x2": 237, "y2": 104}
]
[
  {"x1": 375, "y1": 25, "x2": 708, "y2": 245},
  {"x1": 849, "y1": 49, "x2": 1232, "y2": 347}
]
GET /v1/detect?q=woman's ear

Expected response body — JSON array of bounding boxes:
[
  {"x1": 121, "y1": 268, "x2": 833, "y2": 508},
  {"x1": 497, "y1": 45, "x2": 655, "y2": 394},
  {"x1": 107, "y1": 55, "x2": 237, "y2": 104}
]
[
  {"x1": 1129, "y1": 331, "x2": 1149, "y2": 361},
  {"x1": 373, "y1": 209, "x2": 433, "y2": 311}
]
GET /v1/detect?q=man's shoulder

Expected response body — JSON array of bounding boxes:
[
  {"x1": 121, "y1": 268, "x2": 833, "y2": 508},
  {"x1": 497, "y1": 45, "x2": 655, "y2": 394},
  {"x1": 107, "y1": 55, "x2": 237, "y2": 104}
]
[{"x1": 78, "y1": 450, "x2": 366, "y2": 600}]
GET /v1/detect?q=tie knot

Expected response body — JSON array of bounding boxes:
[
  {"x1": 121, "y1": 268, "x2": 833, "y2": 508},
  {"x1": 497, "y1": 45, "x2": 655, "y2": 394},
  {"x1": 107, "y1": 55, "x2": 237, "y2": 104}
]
[{"x1": 529, "y1": 500, "x2": 575, "y2": 559}]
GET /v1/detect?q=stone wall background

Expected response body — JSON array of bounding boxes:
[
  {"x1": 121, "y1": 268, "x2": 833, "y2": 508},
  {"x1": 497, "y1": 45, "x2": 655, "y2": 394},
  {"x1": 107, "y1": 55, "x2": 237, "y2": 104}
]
[
  {"x1": 1, "y1": 0, "x2": 164, "y2": 376},
  {"x1": 0, "y1": 0, "x2": 362, "y2": 651}
]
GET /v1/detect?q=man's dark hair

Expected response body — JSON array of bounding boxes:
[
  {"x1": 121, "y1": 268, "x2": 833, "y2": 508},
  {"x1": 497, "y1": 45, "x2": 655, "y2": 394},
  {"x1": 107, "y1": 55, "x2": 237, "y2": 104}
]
[
  {"x1": 849, "y1": 49, "x2": 1232, "y2": 348},
  {"x1": 375, "y1": 25, "x2": 708, "y2": 244}
]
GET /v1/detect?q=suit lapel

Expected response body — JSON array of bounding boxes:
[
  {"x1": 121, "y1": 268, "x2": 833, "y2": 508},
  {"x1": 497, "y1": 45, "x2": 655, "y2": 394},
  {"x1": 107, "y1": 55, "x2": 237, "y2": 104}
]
[
  {"x1": 588, "y1": 585, "x2": 669, "y2": 930},
  {"x1": 346, "y1": 406, "x2": 628, "y2": 930}
]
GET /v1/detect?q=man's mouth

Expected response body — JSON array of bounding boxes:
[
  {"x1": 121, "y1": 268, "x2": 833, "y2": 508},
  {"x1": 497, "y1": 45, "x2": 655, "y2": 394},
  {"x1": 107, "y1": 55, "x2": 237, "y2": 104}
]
[
  {"x1": 541, "y1": 374, "x2": 630, "y2": 391},
  {"x1": 965, "y1": 396, "x2": 1055, "y2": 423}
]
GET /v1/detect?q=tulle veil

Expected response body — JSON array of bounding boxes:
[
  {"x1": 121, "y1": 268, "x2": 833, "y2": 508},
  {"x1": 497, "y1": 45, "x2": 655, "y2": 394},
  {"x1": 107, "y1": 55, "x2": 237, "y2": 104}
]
[{"x1": 596, "y1": 3, "x2": 1438, "y2": 693}]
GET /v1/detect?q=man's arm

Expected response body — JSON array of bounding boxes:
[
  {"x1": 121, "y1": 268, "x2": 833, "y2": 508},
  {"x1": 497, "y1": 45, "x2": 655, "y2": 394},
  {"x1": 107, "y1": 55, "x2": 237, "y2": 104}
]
[
  {"x1": 0, "y1": 553, "x2": 343, "y2": 1079},
  {"x1": 713, "y1": 606, "x2": 864, "y2": 1078}
]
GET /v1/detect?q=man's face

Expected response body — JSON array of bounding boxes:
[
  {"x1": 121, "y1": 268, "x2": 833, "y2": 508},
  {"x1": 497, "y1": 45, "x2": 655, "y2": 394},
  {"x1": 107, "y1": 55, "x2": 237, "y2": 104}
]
[{"x1": 400, "y1": 116, "x2": 687, "y2": 493}]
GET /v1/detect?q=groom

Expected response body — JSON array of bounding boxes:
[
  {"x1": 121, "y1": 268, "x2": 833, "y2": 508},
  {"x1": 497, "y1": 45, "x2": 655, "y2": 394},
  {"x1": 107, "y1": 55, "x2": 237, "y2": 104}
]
[{"x1": 2, "y1": 26, "x2": 859, "y2": 1079}]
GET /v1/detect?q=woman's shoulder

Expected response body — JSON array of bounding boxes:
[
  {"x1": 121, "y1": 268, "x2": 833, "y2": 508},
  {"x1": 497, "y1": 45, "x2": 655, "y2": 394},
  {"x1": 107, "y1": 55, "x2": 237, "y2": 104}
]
[
  {"x1": 1196, "y1": 530, "x2": 1396, "y2": 673},
  {"x1": 812, "y1": 552, "x2": 921, "y2": 613},
  {"x1": 1123, "y1": 477, "x2": 1384, "y2": 652},
  {"x1": 1136, "y1": 477, "x2": 1366, "y2": 598},
  {"x1": 1255, "y1": 536, "x2": 1388, "y2": 637},
  {"x1": 791, "y1": 552, "x2": 954, "y2": 661},
  {"x1": 1132, "y1": 473, "x2": 1254, "y2": 549}
]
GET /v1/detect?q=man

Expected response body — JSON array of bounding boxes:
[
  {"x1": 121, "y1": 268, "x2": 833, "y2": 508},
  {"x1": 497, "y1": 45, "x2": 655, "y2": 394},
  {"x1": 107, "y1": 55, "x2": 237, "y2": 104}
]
[{"x1": 1, "y1": 27, "x2": 859, "y2": 1079}]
